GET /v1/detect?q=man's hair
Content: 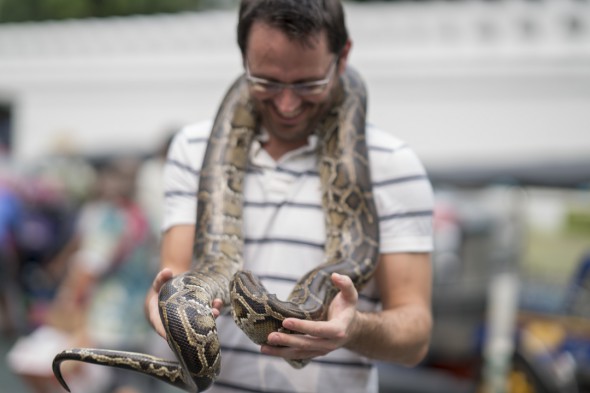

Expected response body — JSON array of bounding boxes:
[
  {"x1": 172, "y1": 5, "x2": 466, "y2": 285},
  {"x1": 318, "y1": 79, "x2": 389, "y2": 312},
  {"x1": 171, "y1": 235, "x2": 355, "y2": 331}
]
[{"x1": 237, "y1": 0, "x2": 348, "y2": 56}]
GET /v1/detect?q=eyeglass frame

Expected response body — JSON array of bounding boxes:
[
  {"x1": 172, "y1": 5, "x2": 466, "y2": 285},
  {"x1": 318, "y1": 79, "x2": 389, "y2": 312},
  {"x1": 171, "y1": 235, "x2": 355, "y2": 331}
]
[{"x1": 245, "y1": 58, "x2": 338, "y2": 97}]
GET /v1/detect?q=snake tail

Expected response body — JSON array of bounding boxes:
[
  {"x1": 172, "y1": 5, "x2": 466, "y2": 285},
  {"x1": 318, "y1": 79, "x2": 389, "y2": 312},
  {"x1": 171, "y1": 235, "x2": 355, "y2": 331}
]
[{"x1": 52, "y1": 348, "x2": 192, "y2": 392}]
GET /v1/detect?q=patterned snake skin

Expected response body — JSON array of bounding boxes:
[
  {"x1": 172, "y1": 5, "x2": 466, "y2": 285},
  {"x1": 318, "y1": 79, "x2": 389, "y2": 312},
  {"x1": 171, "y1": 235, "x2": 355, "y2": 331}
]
[{"x1": 52, "y1": 67, "x2": 379, "y2": 392}]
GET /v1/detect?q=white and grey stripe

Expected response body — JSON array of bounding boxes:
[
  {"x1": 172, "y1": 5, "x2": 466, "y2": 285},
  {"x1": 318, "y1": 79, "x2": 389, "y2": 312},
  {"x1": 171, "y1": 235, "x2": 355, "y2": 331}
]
[{"x1": 161, "y1": 120, "x2": 433, "y2": 393}]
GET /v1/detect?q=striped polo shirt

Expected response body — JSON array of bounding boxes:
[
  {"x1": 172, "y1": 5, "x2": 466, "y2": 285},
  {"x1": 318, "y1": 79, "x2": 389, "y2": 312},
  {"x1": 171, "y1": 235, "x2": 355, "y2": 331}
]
[{"x1": 162, "y1": 120, "x2": 434, "y2": 393}]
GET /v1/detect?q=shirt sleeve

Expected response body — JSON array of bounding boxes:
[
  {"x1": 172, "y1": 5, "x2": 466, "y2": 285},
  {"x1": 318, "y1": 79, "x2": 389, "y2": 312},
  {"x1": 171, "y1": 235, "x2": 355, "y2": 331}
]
[
  {"x1": 161, "y1": 121, "x2": 212, "y2": 233},
  {"x1": 368, "y1": 129, "x2": 434, "y2": 254}
]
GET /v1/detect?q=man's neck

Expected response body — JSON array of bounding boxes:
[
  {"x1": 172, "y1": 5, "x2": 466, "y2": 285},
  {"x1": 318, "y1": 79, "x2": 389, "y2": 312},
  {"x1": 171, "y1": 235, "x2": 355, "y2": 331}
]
[{"x1": 262, "y1": 138, "x2": 309, "y2": 161}]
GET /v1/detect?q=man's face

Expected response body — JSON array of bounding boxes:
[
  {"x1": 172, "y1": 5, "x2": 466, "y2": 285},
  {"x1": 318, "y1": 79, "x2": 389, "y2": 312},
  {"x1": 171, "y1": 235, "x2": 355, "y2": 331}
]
[{"x1": 245, "y1": 22, "x2": 343, "y2": 156}]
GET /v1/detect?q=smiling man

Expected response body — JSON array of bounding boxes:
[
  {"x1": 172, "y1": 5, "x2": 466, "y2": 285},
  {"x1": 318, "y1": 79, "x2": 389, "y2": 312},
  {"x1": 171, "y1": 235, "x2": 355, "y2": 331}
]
[
  {"x1": 244, "y1": 21, "x2": 343, "y2": 158},
  {"x1": 145, "y1": 1, "x2": 434, "y2": 392}
]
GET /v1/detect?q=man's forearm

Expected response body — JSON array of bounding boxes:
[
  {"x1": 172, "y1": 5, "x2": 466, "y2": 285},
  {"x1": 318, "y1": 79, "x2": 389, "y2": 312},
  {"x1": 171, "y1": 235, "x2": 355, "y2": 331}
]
[{"x1": 345, "y1": 305, "x2": 432, "y2": 366}]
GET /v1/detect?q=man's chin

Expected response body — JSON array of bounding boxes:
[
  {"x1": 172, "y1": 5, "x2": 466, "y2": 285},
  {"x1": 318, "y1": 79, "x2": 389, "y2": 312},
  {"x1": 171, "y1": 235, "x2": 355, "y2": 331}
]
[{"x1": 266, "y1": 126, "x2": 313, "y2": 145}]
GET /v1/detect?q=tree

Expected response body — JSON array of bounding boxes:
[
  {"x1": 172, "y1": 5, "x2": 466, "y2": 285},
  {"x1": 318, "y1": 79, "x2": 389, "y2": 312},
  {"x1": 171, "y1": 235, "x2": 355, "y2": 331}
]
[{"x1": 0, "y1": 0, "x2": 218, "y2": 23}]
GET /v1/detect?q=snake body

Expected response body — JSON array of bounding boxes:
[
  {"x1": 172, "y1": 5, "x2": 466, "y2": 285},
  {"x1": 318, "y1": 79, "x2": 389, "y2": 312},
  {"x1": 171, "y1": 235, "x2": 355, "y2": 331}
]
[{"x1": 52, "y1": 67, "x2": 379, "y2": 392}]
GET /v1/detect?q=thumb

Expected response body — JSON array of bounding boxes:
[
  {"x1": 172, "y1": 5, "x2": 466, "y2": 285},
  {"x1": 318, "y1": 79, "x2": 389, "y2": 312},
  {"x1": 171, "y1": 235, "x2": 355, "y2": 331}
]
[
  {"x1": 331, "y1": 273, "x2": 358, "y2": 303},
  {"x1": 153, "y1": 268, "x2": 174, "y2": 292}
]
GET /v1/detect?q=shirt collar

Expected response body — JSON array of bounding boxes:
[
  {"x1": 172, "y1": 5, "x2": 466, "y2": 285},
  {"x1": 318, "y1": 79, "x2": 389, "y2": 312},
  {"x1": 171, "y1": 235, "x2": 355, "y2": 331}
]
[{"x1": 250, "y1": 128, "x2": 319, "y2": 164}]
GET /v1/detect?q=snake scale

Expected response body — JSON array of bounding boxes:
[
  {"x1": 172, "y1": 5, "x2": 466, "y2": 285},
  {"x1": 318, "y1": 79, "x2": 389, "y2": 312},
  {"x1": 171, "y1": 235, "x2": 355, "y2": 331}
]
[{"x1": 52, "y1": 66, "x2": 380, "y2": 392}]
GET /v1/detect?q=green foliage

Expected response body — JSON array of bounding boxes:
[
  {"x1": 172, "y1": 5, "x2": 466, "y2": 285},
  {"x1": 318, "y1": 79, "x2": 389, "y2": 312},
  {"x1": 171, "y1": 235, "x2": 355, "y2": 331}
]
[
  {"x1": 0, "y1": 0, "x2": 412, "y2": 23},
  {"x1": 0, "y1": 0, "x2": 207, "y2": 23}
]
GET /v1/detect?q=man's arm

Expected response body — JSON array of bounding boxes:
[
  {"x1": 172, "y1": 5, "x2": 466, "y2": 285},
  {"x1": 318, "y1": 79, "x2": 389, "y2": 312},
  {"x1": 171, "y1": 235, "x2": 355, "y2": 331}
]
[
  {"x1": 144, "y1": 225, "x2": 194, "y2": 338},
  {"x1": 160, "y1": 224, "x2": 196, "y2": 275},
  {"x1": 261, "y1": 252, "x2": 433, "y2": 366},
  {"x1": 346, "y1": 252, "x2": 432, "y2": 365}
]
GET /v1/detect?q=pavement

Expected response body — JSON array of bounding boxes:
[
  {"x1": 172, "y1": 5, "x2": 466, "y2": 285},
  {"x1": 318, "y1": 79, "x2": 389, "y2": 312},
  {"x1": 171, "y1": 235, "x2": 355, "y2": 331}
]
[
  {"x1": 0, "y1": 334, "x2": 29, "y2": 393},
  {"x1": 0, "y1": 330, "x2": 181, "y2": 393}
]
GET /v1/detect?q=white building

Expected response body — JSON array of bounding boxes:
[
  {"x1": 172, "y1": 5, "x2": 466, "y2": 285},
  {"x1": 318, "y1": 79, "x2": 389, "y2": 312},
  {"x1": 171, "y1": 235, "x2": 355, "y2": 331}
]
[{"x1": 0, "y1": 0, "x2": 589, "y2": 171}]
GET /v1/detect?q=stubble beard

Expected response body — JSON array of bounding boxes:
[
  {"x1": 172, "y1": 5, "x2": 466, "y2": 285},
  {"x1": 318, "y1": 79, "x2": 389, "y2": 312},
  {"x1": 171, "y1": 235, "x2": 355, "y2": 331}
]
[{"x1": 255, "y1": 87, "x2": 337, "y2": 147}]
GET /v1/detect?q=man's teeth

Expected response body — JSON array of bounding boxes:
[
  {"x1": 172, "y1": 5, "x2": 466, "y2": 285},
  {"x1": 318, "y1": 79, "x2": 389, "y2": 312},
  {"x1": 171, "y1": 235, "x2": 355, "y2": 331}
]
[{"x1": 280, "y1": 109, "x2": 302, "y2": 119}]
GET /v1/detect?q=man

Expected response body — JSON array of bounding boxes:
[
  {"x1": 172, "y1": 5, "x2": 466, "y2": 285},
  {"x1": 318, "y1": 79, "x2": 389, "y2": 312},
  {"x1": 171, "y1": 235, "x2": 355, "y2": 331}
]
[{"x1": 145, "y1": 1, "x2": 434, "y2": 392}]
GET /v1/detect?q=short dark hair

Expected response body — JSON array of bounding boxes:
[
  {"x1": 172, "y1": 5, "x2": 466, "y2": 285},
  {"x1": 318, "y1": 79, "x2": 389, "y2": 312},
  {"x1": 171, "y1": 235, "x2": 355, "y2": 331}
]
[{"x1": 237, "y1": 0, "x2": 348, "y2": 56}]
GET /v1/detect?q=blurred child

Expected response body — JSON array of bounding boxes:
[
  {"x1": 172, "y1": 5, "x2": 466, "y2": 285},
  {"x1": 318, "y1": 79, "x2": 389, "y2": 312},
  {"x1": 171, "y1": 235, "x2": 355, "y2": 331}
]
[{"x1": 7, "y1": 157, "x2": 158, "y2": 393}]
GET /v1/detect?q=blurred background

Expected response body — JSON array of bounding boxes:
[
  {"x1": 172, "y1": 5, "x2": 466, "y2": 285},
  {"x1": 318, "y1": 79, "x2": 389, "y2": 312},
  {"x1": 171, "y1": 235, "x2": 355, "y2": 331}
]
[{"x1": 0, "y1": 0, "x2": 589, "y2": 392}]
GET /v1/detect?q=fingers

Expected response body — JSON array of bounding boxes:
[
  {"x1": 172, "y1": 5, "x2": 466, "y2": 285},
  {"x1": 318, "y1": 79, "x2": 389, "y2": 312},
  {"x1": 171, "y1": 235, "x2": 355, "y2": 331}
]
[
  {"x1": 280, "y1": 273, "x2": 357, "y2": 339},
  {"x1": 211, "y1": 299, "x2": 224, "y2": 318},
  {"x1": 262, "y1": 332, "x2": 334, "y2": 360},
  {"x1": 147, "y1": 291, "x2": 167, "y2": 339},
  {"x1": 282, "y1": 318, "x2": 339, "y2": 340},
  {"x1": 260, "y1": 273, "x2": 360, "y2": 362}
]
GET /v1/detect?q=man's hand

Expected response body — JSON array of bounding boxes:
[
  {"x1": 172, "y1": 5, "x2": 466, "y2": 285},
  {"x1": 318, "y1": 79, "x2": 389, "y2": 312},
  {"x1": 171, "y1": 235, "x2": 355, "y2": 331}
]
[
  {"x1": 260, "y1": 273, "x2": 359, "y2": 361},
  {"x1": 145, "y1": 268, "x2": 224, "y2": 339},
  {"x1": 145, "y1": 268, "x2": 174, "y2": 338}
]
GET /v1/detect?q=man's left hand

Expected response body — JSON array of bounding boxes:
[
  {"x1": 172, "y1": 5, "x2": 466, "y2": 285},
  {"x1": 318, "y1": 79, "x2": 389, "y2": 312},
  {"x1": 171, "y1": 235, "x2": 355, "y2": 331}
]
[{"x1": 260, "y1": 273, "x2": 359, "y2": 361}]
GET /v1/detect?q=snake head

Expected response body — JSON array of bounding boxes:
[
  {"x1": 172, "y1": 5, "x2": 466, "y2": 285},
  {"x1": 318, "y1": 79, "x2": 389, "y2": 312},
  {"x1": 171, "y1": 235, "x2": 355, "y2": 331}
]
[{"x1": 230, "y1": 270, "x2": 314, "y2": 345}]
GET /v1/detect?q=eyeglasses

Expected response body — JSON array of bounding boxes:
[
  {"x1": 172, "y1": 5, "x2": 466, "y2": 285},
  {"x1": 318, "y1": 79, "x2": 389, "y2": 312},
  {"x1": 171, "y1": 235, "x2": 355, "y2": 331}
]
[{"x1": 245, "y1": 59, "x2": 337, "y2": 97}]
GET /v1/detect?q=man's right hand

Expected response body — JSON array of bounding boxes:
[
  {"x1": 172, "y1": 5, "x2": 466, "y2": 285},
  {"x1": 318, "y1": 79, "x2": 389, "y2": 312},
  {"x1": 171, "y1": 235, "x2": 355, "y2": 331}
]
[
  {"x1": 145, "y1": 268, "x2": 225, "y2": 339},
  {"x1": 145, "y1": 268, "x2": 174, "y2": 338}
]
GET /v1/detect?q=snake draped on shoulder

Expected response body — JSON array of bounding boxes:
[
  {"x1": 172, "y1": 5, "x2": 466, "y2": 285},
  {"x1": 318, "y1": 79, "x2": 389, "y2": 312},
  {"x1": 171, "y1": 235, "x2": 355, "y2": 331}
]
[{"x1": 52, "y1": 66, "x2": 380, "y2": 393}]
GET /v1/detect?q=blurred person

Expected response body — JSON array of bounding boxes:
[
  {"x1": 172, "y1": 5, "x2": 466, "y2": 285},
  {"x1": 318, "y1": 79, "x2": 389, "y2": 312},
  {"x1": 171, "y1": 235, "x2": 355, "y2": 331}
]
[
  {"x1": 564, "y1": 251, "x2": 590, "y2": 318},
  {"x1": 39, "y1": 134, "x2": 97, "y2": 208},
  {"x1": 0, "y1": 178, "x2": 23, "y2": 336},
  {"x1": 143, "y1": 1, "x2": 435, "y2": 392},
  {"x1": 13, "y1": 172, "x2": 78, "y2": 329},
  {"x1": 7, "y1": 157, "x2": 157, "y2": 393},
  {"x1": 14, "y1": 150, "x2": 97, "y2": 328}
]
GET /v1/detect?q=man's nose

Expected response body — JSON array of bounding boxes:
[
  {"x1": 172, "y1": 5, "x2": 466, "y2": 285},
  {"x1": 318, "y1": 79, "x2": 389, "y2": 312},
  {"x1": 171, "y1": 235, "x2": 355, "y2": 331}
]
[{"x1": 273, "y1": 88, "x2": 302, "y2": 114}]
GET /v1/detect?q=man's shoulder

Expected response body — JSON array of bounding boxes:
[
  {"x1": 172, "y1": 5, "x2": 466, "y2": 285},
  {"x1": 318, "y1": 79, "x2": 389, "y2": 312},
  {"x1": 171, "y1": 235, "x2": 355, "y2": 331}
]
[
  {"x1": 365, "y1": 123, "x2": 429, "y2": 177},
  {"x1": 365, "y1": 123, "x2": 407, "y2": 151},
  {"x1": 166, "y1": 120, "x2": 213, "y2": 164},
  {"x1": 175, "y1": 120, "x2": 213, "y2": 141}
]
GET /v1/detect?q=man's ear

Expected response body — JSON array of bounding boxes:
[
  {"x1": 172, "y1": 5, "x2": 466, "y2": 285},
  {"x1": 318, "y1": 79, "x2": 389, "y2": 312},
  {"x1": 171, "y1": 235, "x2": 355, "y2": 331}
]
[{"x1": 337, "y1": 39, "x2": 352, "y2": 74}]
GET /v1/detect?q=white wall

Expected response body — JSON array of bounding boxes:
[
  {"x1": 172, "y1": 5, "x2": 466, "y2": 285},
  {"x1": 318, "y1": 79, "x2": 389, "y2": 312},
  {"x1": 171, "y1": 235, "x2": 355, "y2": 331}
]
[
  {"x1": 10, "y1": 56, "x2": 243, "y2": 159},
  {"x1": 0, "y1": 1, "x2": 589, "y2": 168}
]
